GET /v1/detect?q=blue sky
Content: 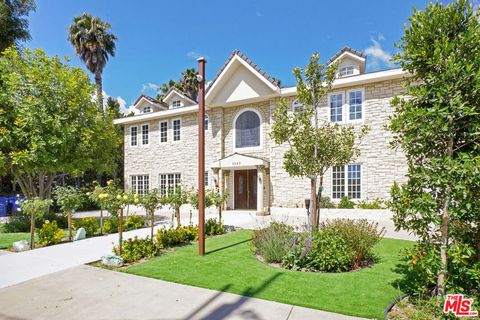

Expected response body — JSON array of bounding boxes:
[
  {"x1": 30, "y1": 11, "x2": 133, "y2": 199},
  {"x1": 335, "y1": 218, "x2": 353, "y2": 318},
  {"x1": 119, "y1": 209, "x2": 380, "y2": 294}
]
[{"x1": 26, "y1": 0, "x2": 439, "y2": 112}]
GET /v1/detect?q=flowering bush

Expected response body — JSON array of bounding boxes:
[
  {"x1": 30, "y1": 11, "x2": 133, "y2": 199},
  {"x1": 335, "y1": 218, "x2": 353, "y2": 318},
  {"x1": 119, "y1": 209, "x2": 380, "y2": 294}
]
[
  {"x1": 155, "y1": 225, "x2": 197, "y2": 249},
  {"x1": 205, "y1": 218, "x2": 224, "y2": 236},
  {"x1": 73, "y1": 217, "x2": 99, "y2": 237},
  {"x1": 38, "y1": 220, "x2": 64, "y2": 246},
  {"x1": 113, "y1": 236, "x2": 157, "y2": 263},
  {"x1": 251, "y1": 222, "x2": 293, "y2": 263},
  {"x1": 125, "y1": 215, "x2": 145, "y2": 231}
]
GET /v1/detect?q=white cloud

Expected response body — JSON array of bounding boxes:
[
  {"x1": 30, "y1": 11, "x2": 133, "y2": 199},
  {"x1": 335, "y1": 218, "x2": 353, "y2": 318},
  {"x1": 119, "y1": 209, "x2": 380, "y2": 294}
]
[
  {"x1": 141, "y1": 83, "x2": 160, "y2": 93},
  {"x1": 364, "y1": 35, "x2": 395, "y2": 69},
  {"x1": 116, "y1": 96, "x2": 137, "y2": 115},
  {"x1": 187, "y1": 51, "x2": 208, "y2": 60}
]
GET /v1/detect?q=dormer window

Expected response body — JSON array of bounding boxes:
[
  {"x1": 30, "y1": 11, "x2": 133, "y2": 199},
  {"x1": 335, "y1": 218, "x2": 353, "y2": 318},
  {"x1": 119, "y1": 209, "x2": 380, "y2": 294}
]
[
  {"x1": 142, "y1": 106, "x2": 152, "y2": 113},
  {"x1": 292, "y1": 99, "x2": 304, "y2": 113},
  {"x1": 338, "y1": 66, "x2": 354, "y2": 77},
  {"x1": 172, "y1": 100, "x2": 182, "y2": 108}
]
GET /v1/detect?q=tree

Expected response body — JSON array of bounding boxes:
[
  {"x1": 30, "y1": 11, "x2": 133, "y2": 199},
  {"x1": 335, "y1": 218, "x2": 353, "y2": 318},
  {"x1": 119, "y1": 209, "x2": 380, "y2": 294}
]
[
  {"x1": 156, "y1": 68, "x2": 199, "y2": 101},
  {"x1": 54, "y1": 186, "x2": 84, "y2": 241},
  {"x1": 163, "y1": 187, "x2": 189, "y2": 227},
  {"x1": 21, "y1": 198, "x2": 52, "y2": 249},
  {"x1": 388, "y1": 0, "x2": 480, "y2": 297},
  {"x1": 271, "y1": 53, "x2": 368, "y2": 230},
  {"x1": 140, "y1": 189, "x2": 163, "y2": 239},
  {"x1": 0, "y1": 0, "x2": 35, "y2": 53},
  {"x1": 209, "y1": 189, "x2": 228, "y2": 222},
  {"x1": 0, "y1": 47, "x2": 119, "y2": 199},
  {"x1": 68, "y1": 13, "x2": 117, "y2": 111}
]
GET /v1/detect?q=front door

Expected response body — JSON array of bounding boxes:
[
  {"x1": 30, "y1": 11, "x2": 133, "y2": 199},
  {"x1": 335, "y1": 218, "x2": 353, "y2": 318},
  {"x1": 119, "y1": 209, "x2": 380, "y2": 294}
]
[{"x1": 234, "y1": 170, "x2": 257, "y2": 210}]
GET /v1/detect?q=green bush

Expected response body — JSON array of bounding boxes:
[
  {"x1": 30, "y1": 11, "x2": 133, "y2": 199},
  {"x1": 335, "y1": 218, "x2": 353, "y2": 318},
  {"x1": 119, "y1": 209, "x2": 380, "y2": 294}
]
[
  {"x1": 39, "y1": 212, "x2": 68, "y2": 229},
  {"x1": 205, "y1": 218, "x2": 224, "y2": 236},
  {"x1": 251, "y1": 222, "x2": 293, "y2": 263},
  {"x1": 38, "y1": 220, "x2": 64, "y2": 246},
  {"x1": 73, "y1": 217, "x2": 99, "y2": 237},
  {"x1": 125, "y1": 215, "x2": 145, "y2": 231},
  {"x1": 3, "y1": 216, "x2": 30, "y2": 232},
  {"x1": 319, "y1": 196, "x2": 336, "y2": 208},
  {"x1": 156, "y1": 225, "x2": 197, "y2": 248},
  {"x1": 337, "y1": 196, "x2": 355, "y2": 209},
  {"x1": 357, "y1": 198, "x2": 385, "y2": 209},
  {"x1": 113, "y1": 236, "x2": 157, "y2": 263},
  {"x1": 103, "y1": 217, "x2": 124, "y2": 234}
]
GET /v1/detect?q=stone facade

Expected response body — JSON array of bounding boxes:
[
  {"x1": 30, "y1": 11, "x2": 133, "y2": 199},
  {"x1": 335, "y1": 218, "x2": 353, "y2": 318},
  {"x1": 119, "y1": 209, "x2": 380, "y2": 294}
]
[{"x1": 123, "y1": 77, "x2": 407, "y2": 211}]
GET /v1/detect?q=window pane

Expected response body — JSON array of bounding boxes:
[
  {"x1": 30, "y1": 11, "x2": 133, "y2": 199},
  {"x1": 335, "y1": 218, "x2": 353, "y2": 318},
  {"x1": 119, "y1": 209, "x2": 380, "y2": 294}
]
[
  {"x1": 204, "y1": 171, "x2": 209, "y2": 186},
  {"x1": 131, "y1": 176, "x2": 137, "y2": 193},
  {"x1": 332, "y1": 166, "x2": 345, "y2": 199},
  {"x1": 204, "y1": 115, "x2": 209, "y2": 130},
  {"x1": 131, "y1": 127, "x2": 137, "y2": 146},
  {"x1": 143, "y1": 175, "x2": 149, "y2": 195},
  {"x1": 160, "y1": 121, "x2": 168, "y2": 142},
  {"x1": 330, "y1": 94, "x2": 343, "y2": 122},
  {"x1": 142, "y1": 124, "x2": 149, "y2": 145},
  {"x1": 347, "y1": 164, "x2": 361, "y2": 199},
  {"x1": 235, "y1": 111, "x2": 260, "y2": 148},
  {"x1": 173, "y1": 120, "x2": 181, "y2": 141},
  {"x1": 349, "y1": 91, "x2": 362, "y2": 120},
  {"x1": 160, "y1": 174, "x2": 166, "y2": 196}
]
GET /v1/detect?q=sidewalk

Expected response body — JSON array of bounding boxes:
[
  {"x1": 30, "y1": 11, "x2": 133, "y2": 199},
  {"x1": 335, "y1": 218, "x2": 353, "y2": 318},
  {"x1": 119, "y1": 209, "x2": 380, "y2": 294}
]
[{"x1": 0, "y1": 265, "x2": 366, "y2": 320}]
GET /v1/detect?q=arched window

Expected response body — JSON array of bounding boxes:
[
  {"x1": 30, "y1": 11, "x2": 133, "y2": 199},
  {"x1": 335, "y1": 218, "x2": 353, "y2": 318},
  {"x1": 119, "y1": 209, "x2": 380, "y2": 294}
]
[
  {"x1": 292, "y1": 99, "x2": 303, "y2": 113},
  {"x1": 235, "y1": 110, "x2": 261, "y2": 149},
  {"x1": 204, "y1": 114, "x2": 209, "y2": 130}
]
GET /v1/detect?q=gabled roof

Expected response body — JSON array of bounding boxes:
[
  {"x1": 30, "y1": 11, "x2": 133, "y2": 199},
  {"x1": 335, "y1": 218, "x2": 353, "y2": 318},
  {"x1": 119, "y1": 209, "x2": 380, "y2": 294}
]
[
  {"x1": 207, "y1": 49, "x2": 279, "y2": 93},
  {"x1": 162, "y1": 87, "x2": 197, "y2": 105},
  {"x1": 133, "y1": 94, "x2": 163, "y2": 106},
  {"x1": 327, "y1": 47, "x2": 366, "y2": 65}
]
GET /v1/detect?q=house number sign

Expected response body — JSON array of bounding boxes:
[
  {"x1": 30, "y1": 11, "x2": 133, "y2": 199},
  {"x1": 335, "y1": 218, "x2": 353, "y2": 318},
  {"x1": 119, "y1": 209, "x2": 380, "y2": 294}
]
[{"x1": 232, "y1": 161, "x2": 241, "y2": 166}]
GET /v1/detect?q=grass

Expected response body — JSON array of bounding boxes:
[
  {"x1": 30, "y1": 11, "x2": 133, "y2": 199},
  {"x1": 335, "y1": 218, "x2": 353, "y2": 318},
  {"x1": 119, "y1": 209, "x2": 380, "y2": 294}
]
[
  {"x1": 0, "y1": 224, "x2": 70, "y2": 249},
  {"x1": 126, "y1": 229, "x2": 413, "y2": 319}
]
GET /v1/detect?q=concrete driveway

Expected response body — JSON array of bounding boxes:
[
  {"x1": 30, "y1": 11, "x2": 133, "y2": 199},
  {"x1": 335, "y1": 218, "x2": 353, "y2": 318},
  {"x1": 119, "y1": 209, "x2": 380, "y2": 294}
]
[{"x1": 0, "y1": 265, "x2": 365, "y2": 320}]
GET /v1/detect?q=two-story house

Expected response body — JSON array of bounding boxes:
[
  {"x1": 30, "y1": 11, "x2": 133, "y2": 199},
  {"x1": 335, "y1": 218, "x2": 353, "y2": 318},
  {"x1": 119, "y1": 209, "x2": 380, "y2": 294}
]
[{"x1": 114, "y1": 47, "x2": 408, "y2": 214}]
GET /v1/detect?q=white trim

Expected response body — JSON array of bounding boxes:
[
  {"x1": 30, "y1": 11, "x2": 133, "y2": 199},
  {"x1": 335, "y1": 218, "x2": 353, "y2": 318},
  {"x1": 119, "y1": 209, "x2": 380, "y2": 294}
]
[
  {"x1": 129, "y1": 125, "x2": 139, "y2": 147},
  {"x1": 159, "y1": 120, "x2": 168, "y2": 144},
  {"x1": 114, "y1": 105, "x2": 197, "y2": 125},
  {"x1": 163, "y1": 89, "x2": 196, "y2": 105},
  {"x1": 330, "y1": 163, "x2": 363, "y2": 201},
  {"x1": 140, "y1": 123, "x2": 150, "y2": 146},
  {"x1": 232, "y1": 108, "x2": 263, "y2": 153},
  {"x1": 327, "y1": 91, "x2": 345, "y2": 123},
  {"x1": 172, "y1": 118, "x2": 182, "y2": 142},
  {"x1": 346, "y1": 88, "x2": 365, "y2": 124},
  {"x1": 329, "y1": 51, "x2": 366, "y2": 66}
]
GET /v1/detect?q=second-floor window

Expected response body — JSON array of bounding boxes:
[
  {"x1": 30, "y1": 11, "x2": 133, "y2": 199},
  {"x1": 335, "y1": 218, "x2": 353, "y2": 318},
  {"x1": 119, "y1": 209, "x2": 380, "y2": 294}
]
[
  {"x1": 172, "y1": 100, "x2": 181, "y2": 108},
  {"x1": 143, "y1": 106, "x2": 152, "y2": 113},
  {"x1": 141, "y1": 124, "x2": 149, "y2": 145},
  {"x1": 330, "y1": 93, "x2": 343, "y2": 123},
  {"x1": 348, "y1": 90, "x2": 363, "y2": 121},
  {"x1": 338, "y1": 66, "x2": 354, "y2": 77},
  {"x1": 130, "y1": 126, "x2": 138, "y2": 146},
  {"x1": 131, "y1": 175, "x2": 149, "y2": 195},
  {"x1": 160, "y1": 121, "x2": 168, "y2": 143},
  {"x1": 173, "y1": 119, "x2": 181, "y2": 141},
  {"x1": 292, "y1": 99, "x2": 304, "y2": 113},
  {"x1": 235, "y1": 110, "x2": 260, "y2": 149}
]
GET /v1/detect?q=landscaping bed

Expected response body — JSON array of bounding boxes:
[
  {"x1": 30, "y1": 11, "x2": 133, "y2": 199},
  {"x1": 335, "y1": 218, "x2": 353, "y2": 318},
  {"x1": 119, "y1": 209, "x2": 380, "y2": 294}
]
[{"x1": 126, "y1": 229, "x2": 413, "y2": 319}]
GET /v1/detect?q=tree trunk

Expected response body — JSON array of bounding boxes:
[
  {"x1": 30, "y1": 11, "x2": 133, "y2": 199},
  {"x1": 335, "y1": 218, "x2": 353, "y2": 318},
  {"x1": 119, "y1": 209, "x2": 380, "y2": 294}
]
[
  {"x1": 150, "y1": 209, "x2": 154, "y2": 240},
  {"x1": 311, "y1": 178, "x2": 318, "y2": 231},
  {"x1": 316, "y1": 175, "x2": 324, "y2": 228},
  {"x1": 30, "y1": 212, "x2": 35, "y2": 249},
  {"x1": 176, "y1": 207, "x2": 181, "y2": 227},
  {"x1": 100, "y1": 209, "x2": 103, "y2": 235},
  {"x1": 95, "y1": 71, "x2": 104, "y2": 113},
  {"x1": 118, "y1": 208, "x2": 123, "y2": 255},
  {"x1": 68, "y1": 211, "x2": 72, "y2": 241},
  {"x1": 219, "y1": 205, "x2": 222, "y2": 222},
  {"x1": 437, "y1": 137, "x2": 453, "y2": 296}
]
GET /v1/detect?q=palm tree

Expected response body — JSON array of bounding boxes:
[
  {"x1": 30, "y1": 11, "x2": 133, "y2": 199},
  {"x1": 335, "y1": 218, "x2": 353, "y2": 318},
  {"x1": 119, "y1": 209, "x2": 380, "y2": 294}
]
[
  {"x1": 68, "y1": 13, "x2": 117, "y2": 112},
  {"x1": 180, "y1": 68, "x2": 199, "y2": 100}
]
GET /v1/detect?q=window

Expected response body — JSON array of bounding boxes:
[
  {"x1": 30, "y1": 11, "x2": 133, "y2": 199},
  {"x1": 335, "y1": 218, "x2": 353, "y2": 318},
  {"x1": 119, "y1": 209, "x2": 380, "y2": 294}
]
[
  {"x1": 142, "y1": 106, "x2": 152, "y2": 113},
  {"x1": 130, "y1": 126, "x2": 138, "y2": 146},
  {"x1": 235, "y1": 110, "x2": 260, "y2": 149},
  {"x1": 173, "y1": 119, "x2": 181, "y2": 141},
  {"x1": 141, "y1": 124, "x2": 149, "y2": 145},
  {"x1": 348, "y1": 90, "x2": 363, "y2": 121},
  {"x1": 131, "y1": 175, "x2": 149, "y2": 195},
  {"x1": 204, "y1": 114, "x2": 209, "y2": 130},
  {"x1": 332, "y1": 164, "x2": 362, "y2": 199},
  {"x1": 159, "y1": 173, "x2": 181, "y2": 196},
  {"x1": 172, "y1": 100, "x2": 181, "y2": 108},
  {"x1": 330, "y1": 93, "x2": 343, "y2": 122},
  {"x1": 204, "y1": 171, "x2": 209, "y2": 187},
  {"x1": 159, "y1": 121, "x2": 168, "y2": 143},
  {"x1": 338, "y1": 66, "x2": 354, "y2": 77},
  {"x1": 292, "y1": 99, "x2": 304, "y2": 113}
]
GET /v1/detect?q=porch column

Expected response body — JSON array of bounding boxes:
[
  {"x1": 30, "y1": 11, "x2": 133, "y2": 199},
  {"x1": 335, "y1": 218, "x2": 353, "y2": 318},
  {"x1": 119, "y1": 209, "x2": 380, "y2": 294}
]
[{"x1": 256, "y1": 165, "x2": 264, "y2": 215}]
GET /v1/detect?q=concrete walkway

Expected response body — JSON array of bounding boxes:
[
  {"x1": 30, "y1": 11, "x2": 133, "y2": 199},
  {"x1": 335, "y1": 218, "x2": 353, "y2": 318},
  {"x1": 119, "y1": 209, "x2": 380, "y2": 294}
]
[{"x1": 0, "y1": 265, "x2": 365, "y2": 320}]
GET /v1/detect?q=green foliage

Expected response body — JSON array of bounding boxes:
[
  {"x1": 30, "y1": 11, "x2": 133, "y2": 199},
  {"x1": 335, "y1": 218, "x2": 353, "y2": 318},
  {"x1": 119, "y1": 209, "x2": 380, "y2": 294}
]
[
  {"x1": 139, "y1": 189, "x2": 162, "y2": 213},
  {"x1": 21, "y1": 198, "x2": 52, "y2": 220},
  {"x1": 189, "y1": 188, "x2": 214, "y2": 210},
  {"x1": 205, "y1": 218, "x2": 224, "y2": 236},
  {"x1": 73, "y1": 217, "x2": 99, "y2": 237},
  {"x1": 162, "y1": 186, "x2": 189, "y2": 226},
  {"x1": 251, "y1": 222, "x2": 293, "y2": 263},
  {"x1": 0, "y1": 47, "x2": 120, "y2": 198},
  {"x1": 319, "y1": 196, "x2": 335, "y2": 208},
  {"x1": 357, "y1": 198, "x2": 385, "y2": 209},
  {"x1": 41, "y1": 212, "x2": 68, "y2": 229},
  {"x1": 389, "y1": 0, "x2": 480, "y2": 296},
  {"x1": 0, "y1": 0, "x2": 36, "y2": 53},
  {"x1": 125, "y1": 215, "x2": 145, "y2": 231},
  {"x1": 155, "y1": 225, "x2": 197, "y2": 249},
  {"x1": 113, "y1": 236, "x2": 157, "y2": 263},
  {"x1": 3, "y1": 216, "x2": 29, "y2": 232},
  {"x1": 156, "y1": 68, "x2": 199, "y2": 101},
  {"x1": 337, "y1": 196, "x2": 355, "y2": 209},
  {"x1": 54, "y1": 186, "x2": 84, "y2": 213},
  {"x1": 103, "y1": 217, "x2": 122, "y2": 234},
  {"x1": 90, "y1": 180, "x2": 138, "y2": 216},
  {"x1": 38, "y1": 220, "x2": 63, "y2": 246}
]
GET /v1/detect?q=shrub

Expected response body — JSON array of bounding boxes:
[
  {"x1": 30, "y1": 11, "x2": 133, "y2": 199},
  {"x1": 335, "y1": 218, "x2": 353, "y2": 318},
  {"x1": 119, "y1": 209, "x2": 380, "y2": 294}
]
[
  {"x1": 251, "y1": 222, "x2": 293, "y2": 263},
  {"x1": 125, "y1": 215, "x2": 145, "y2": 231},
  {"x1": 3, "y1": 216, "x2": 30, "y2": 232},
  {"x1": 337, "y1": 196, "x2": 355, "y2": 209},
  {"x1": 103, "y1": 217, "x2": 122, "y2": 234},
  {"x1": 38, "y1": 220, "x2": 64, "y2": 246},
  {"x1": 357, "y1": 198, "x2": 385, "y2": 209},
  {"x1": 155, "y1": 225, "x2": 197, "y2": 248},
  {"x1": 319, "y1": 196, "x2": 335, "y2": 208},
  {"x1": 40, "y1": 212, "x2": 68, "y2": 229},
  {"x1": 113, "y1": 236, "x2": 157, "y2": 263},
  {"x1": 205, "y1": 218, "x2": 224, "y2": 236},
  {"x1": 73, "y1": 217, "x2": 99, "y2": 237}
]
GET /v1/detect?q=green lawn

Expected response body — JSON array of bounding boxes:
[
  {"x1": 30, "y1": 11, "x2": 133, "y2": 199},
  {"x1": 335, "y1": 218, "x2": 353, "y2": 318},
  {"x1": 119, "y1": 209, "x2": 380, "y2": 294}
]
[
  {"x1": 0, "y1": 225, "x2": 70, "y2": 249},
  {"x1": 126, "y1": 229, "x2": 413, "y2": 319}
]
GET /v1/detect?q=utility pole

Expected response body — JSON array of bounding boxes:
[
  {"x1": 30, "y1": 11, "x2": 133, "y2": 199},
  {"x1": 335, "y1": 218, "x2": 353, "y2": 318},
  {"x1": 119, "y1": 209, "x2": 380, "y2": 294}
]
[{"x1": 197, "y1": 57, "x2": 206, "y2": 256}]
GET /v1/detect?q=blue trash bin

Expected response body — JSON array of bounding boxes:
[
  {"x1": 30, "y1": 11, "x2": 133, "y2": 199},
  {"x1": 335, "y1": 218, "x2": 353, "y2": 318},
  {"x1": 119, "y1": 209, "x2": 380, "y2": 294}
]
[
  {"x1": 0, "y1": 197, "x2": 8, "y2": 217},
  {"x1": 9, "y1": 196, "x2": 25, "y2": 215}
]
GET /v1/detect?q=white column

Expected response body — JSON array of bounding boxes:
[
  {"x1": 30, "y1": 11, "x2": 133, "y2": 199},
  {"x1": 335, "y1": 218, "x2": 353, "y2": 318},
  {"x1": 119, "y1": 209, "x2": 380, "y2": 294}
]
[{"x1": 256, "y1": 165, "x2": 264, "y2": 215}]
